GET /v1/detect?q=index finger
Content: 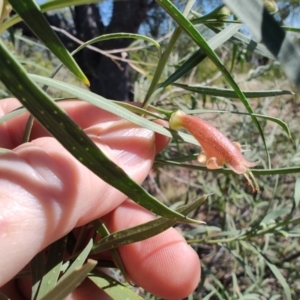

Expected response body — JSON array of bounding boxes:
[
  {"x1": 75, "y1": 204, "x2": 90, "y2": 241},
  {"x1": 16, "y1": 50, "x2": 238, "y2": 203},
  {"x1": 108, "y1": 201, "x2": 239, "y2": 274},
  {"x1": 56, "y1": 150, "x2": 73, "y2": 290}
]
[{"x1": 0, "y1": 98, "x2": 169, "y2": 151}]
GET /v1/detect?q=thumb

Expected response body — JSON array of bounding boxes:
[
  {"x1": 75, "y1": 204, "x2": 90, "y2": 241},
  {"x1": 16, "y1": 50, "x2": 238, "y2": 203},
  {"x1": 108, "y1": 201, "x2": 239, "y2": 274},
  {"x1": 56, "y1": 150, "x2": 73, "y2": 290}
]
[{"x1": 0, "y1": 121, "x2": 158, "y2": 286}]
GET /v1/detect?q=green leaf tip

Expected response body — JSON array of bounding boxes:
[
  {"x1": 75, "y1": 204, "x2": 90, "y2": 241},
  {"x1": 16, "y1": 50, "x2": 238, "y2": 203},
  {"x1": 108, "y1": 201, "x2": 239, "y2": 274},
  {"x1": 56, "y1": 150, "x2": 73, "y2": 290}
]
[
  {"x1": 8, "y1": 0, "x2": 89, "y2": 86},
  {"x1": 82, "y1": 76, "x2": 90, "y2": 86}
]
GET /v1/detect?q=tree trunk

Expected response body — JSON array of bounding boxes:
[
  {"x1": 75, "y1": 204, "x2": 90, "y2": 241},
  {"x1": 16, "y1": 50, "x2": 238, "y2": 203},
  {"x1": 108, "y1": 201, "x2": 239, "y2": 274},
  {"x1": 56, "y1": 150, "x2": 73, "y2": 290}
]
[
  {"x1": 13, "y1": 1, "x2": 155, "y2": 100},
  {"x1": 72, "y1": 1, "x2": 152, "y2": 100}
]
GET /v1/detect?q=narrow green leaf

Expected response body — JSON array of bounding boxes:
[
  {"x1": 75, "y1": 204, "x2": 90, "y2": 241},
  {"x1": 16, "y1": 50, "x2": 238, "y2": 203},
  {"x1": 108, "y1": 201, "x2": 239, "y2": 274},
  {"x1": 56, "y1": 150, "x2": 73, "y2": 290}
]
[
  {"x1": 41, "y1": 0, "x2": 102, "y2": 10},
  {"x1": 142, "y1": 0, "x2": 197, "y2": 108},
  {"x1": 285, "y1": 228, "x2": 300, "y2": 237},
  {"x1": 115, "y1": 101, "x2": 165, "y2": 120},
  {"x1": 29, "y1": 74, "x2": 199, "y2": 146},
  {"x1": 204, "y1": 278, "x2": 229, "y2": 299},
  {"x1": 19, "y1": 59, "x2": 51, "y2": 74},
  {"x1": 202, "y1": 290, "x2": 217, "y2": 300},
  {"x1": 89, "y1": 269, "x2": 143, "y2": 300},
  {"x1": 261, "y1": 208, "x2": 290, "y2": 224},
  {"x1": 0, "y1": 0, "x2": 102, "y2": 34},
  {"x1": 37, "y1": 236, "x2": 67, "y2": 298},
  {"x1": 242, "y1": 242, "x2": 291, "y2": 300},
  {"x1": 91, "y1": 195, "x2": 207, "y2": 254},
  {"x1": 40, "y1": 259, "x2": 97, "y2": 300},
  {"x1": 159, "y1": 49, "x2": 206, "y2": 88},
  {"x1": 0, "y1": 105, "x2": 26, "y2": 123},
  {"x1": 172, "y1": 83, "x2": 294, "y2": 98},
  {"x1": 231, "y1": 272, "x2": 241, "y2": 298},
  {"x1": 230, "y1": 41, "x2": 238, "y2": 73},
  {"x1": 159, "y1": 23, "x2": 241, "y2": 88},
  {"x1": 72, "y1": 32, "x2": 161, "y2": 58},
  {"x1": 226, "y1": 246, "x2": 256, "y2": 283},
  {"x1": 293, "y1": 177, "x2": 300, "y2": 209},
  {"x1": 0, "y1": 40, "x2": 197, "y2": 224},
  {"x1": 252, "y1": 113, "x2": 292, "y2": 139},
  {"x1": 7, "y1": 0, "x2": 89, "y2": 84},
  {"x1": 192, "y1": 9, "x2": 275, "y2": 59},
  {"x1": 61, "y1": 239, "x2": 93, "y2": 280},
  {"x1": 190, "y1": 4, "x2": 225, "y2": 22},
  {"x1": 208, "y1": 24, "x2": 275, "y2": 60},
  {"x1": 93, "y1": 220, "x2": 129, "y2": 282},
  {"x1": 154, "y1": 159, "x2": 300, "y2": 176},
  {"x1": 282, "y1": 26, "x2": 300, "y2": 34},
  {"x1": 190, "y1": 9, "x2": 274, "y2": 60},
  {"x1": 30, "y1": 251, "x2": 46, "y2": 300},
  {"x1": 240, "y1": 294, "x2": 263, "y2": 300},
  {"x1": 48, "y1": 32, "x2": 161, "y2": 94}
]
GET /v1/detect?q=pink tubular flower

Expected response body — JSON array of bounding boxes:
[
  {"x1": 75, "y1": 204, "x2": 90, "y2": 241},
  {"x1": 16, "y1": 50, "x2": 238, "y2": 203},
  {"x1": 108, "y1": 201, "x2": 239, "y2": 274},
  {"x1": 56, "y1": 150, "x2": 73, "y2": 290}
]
[{"x1": 169, "y1": 110, "x2": 259, "y2": 193}]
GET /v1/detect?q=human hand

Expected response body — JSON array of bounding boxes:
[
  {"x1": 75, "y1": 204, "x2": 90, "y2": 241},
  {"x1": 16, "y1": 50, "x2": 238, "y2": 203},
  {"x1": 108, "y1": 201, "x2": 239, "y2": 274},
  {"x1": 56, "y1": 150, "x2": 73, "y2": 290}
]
[{"x1": 0, "y1": 98, "x2": 200, "y2": 299}]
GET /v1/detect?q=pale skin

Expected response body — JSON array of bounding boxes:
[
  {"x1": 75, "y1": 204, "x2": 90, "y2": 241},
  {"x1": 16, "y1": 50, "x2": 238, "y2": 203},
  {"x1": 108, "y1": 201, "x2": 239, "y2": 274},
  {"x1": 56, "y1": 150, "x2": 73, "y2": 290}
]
[{"x1": 0, "y1": 98, "x2": 200, "y2": 300}]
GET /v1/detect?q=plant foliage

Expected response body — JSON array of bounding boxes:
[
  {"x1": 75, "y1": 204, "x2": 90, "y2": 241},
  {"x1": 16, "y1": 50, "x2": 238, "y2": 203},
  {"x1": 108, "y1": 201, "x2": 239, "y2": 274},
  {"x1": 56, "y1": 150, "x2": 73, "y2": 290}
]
[{"x1": 1, "y1": 0, "x2": 300, "y2": 298}]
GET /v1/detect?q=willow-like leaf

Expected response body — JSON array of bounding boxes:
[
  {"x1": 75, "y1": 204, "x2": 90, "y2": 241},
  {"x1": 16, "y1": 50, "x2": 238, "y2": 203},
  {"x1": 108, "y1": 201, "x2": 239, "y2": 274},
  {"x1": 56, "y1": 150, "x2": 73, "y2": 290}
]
[
  {"x1": 142, "y1": 0, "x2": 197, "y2": 108},
  {"x1": 7, "y1": 0, "x2": 89, "y2": 84},
  {"x1": 191, "y1": 10, "x2": 275, "y2": 59},
  {"x1": 47, "y1": 33, "x2": 161, "y2": 90},
  {"x1": 155, "y1": 159, "x2": 300, "y2": 176},
  {"x1": 60, "y1": 239, "x2": 93, "y2": 280},
  {"x1": 0, "y1": 105, "x2": 26, "y2": 123},
  {"x1": 40, "y1": 259, "x2": 97, "y2": 300},
  {"x1": 31, "y1": 251, "x2": 45, "y2": 300},
  {"x1": 252, "y1": 113, "x2": 292, "y2": 140},
  {"x1": 91, "y1": 195, "x2": 207, "y2": 254},
  {"x1": 93, "y1": 220, "x2": 129, "y2": 282},
  {"x1": 0, "y1": 40, "x2": 198, "y2": 224},
  {"x1": 260, "y1": 208, "x2": 290, "y2": 224},
  {"x1": 89, "y1": 269, "x2": 143, "y2": 300},
  {"x1": 293, "y1": 178, "x2": 300, "y2": 210},
  {"x1": 282, "y1": 26, "x2": 300, "y2": 34},
  {"x1": 208, "y1": 23, "x2": 275, "y2": 60},
  {"x1": 240, "y1": 241, "x2": 291, "y2": 300},
  {"x1": 159, "y1": 49, "x2": 206, "y2": 88},
  {"x1": 37, "y1": 236, "x2": 67, "y2": 299},
  {"x1": 0, "y1": 0, "x2": 102, "y2": 33},
  {"x1": 225, "y1": 246, "x2": 256, "y2": 283},
  {"x1": 29, "y1": 74, "x2": 199, "y2": 146},
  {"x1": 159, "y1": 19, "x2": 274, "y2": 88},
  {"x1": 114, "y1": 101, "x2": 165, "y2": 120},
  {"x1": 143, "y1": 27, "x2": 182, "y2": 107},
  {"x1": 159, "y1": 23, "x2": 241, "y2": 88},
  {"x1": 72, "y1": 32, "x2": 161, "y2": 58},
  {"x1": 172, "y1": 83, "x2": 294, "y2": 98},
  {"x1": 192, "y1": 12, "x2": 274, "y2": 60}
]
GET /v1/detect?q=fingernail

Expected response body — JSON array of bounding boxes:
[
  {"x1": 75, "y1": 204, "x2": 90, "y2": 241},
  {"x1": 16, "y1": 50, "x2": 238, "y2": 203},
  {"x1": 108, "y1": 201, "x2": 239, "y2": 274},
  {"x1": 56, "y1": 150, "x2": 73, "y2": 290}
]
[{"x1": 86, "y1": 123, "x2": 155, "y2": 168}]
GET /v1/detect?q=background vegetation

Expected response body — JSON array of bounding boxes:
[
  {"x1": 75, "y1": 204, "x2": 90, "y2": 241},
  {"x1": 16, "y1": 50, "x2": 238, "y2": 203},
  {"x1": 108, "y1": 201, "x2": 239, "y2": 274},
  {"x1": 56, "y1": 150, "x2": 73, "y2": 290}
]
[{"x1": 1, "y1": 0, "x2": 300, "y2": 299}]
